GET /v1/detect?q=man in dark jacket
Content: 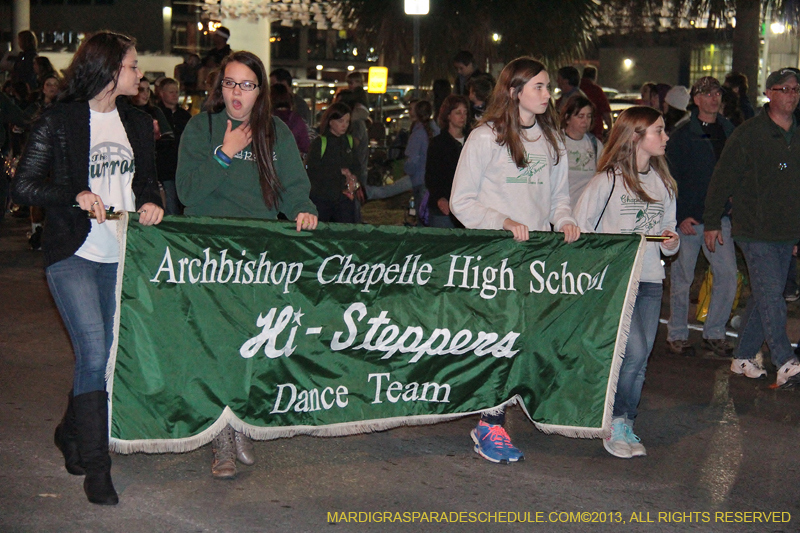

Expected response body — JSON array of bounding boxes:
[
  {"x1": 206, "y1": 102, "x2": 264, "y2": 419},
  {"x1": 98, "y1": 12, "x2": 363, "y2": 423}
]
[
  {"x1": 703, "y1": 68, "x2": 800, "y2": 387},
  {"x1": 666, "y1": 76, "x2": 736, "y2": 358}
]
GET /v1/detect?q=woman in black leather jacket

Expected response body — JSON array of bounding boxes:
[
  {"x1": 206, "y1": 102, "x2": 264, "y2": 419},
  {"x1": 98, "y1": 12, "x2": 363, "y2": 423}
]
[{"x1": 12, "y1": 31, "x2": 163, "y2": 506}]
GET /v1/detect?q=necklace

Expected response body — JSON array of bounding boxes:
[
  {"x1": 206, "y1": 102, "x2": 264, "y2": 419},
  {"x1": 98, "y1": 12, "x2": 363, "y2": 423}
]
[{"x1": 521, "y1": 119, "x2": 536, "y2": 130}]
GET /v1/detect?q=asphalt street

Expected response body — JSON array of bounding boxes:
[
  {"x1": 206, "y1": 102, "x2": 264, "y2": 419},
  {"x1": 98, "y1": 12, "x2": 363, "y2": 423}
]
[{"x1": 1, "y1": 215, "x2": 799, "y2": 533}]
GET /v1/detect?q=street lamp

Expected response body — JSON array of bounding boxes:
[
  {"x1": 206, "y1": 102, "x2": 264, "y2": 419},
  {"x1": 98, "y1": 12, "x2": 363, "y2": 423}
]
[{"x1": 405, "y1": 0, "x2": 429, "y2": 98}]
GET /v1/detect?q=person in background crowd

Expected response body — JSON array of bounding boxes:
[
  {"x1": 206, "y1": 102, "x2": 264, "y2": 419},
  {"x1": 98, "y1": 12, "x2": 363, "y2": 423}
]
[
  {"x1": 334, "y1": 88, "x2": 370, "y2": 212},
  {"x1": 270, "y1": 68, "x2": 312, "y2": 127},
  {"x1": 203, "y1": 26, "x2": 232, "y2": 68},
  {"x1": 12, "y1": 31, "x2": 164, "y2": 505},
  {"x1": 1, "y1": 91, "x2": 27, "y2": 221},
  {"x1": 346, "y1": 71, "x2": 364, "y2": 91},
  {"x1": 24, "y1": 71, "x2": 63, "y2": 247},
  {"x1": 305, "y1": 102, "x2": 360, "y2": 223},
  {"x1": 131, "y1": 77, "x2": 173, "y2": 142},
  {"x1": 33, "y1": 56, "x2": 57, "y2": 84},
  {"x1": 467, "y1": 74, "x2": 494, "y2": 126},
  {"x1": 650, "y1": 83, "x2": 671, "y2": 113},
  {"x1": 156, "y1": 78, "x2": 191, "y2": 215},
  {"x1": 579, "y1": 66, "x2": 612, "y2": 139},
  {"x1": 10, "y1": 30, "x2": 39, "y2": 90},
  {"x1": 271, "y1": 83, "x2": 310, "y2": 156},
  {"x1": 453, "y1": 50, "x2": 485, "y2": 96},
  {"x1": 176, "y1": 51, "x2": 317, "y2": 480},
  {"x1": 555, "y1": 66, "x2": 582, "y2": 111},
  {"x1": 640, "y1": 82, "x2": 657, "y2": 106},
  {"x1": 662, "y1": 85, "x2": 690, "y2": 133},
  {"x1": 703, "y1": 68, "x2": 800, "y2": 388},
  {"x1": 174, "y1": 53, "x2": 201, "y2": 95},
  {"x1": 722, "y1": 71, "x2": 755, "y2": 126},
  {"x1": 404, "y1": 100, "x2": 436, "y2": 220},
  {"x1": 451, "y1": 57, "x2": 580, "y2": 464},
  {"x1": 560, "y1": 95, "x2": 603, "y2": 208},
  {"x1": 425, "y1": 94, "x2": 469, "y2": 228},
  {"x1": 666, "y1": 76, "x2": 737, "y2": 359},
  {"x1": 574, "y1": 106, "x2": 679, "y2": 459},
  {"x1": 432, "y1": 79, "x2": 452, "y2": 118}
]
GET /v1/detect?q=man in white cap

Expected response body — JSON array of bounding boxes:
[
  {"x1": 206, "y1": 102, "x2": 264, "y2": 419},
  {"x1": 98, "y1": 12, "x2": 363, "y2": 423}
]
[
  {"x1": 203, "y1": 26, "x2": 231, "y2": 68},
  {"x1": 703, "y1": 68, "x2": 800, "y2": 387},
  {"x1": 666, "y1": 76, "x2": 737, "y2": 359}
]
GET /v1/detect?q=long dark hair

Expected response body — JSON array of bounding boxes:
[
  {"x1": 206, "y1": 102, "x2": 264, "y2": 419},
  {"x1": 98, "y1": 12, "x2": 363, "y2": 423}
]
[
  {"x1": 480, "y1": 57, "x2": 563, "y2": 168},
  {"x1": 205, "y1": 51, "x2": 282, "y2": 209},
  {"x1": 60, "y1": 32, "x2": 135, "y2": 103},
  {"x1": 413, "y1": 100, "x2": 434, "y2": 139},
  {"x1": 319, "y1": 102, "x2": 351, "y2": 135}
]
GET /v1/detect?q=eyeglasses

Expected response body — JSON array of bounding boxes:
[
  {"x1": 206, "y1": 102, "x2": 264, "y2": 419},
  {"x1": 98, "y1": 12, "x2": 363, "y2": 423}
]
[
  {"x1": 769, "y1": 86, "x2": 800, "y2": 94},
  {"x1": 221, "y1": 79, "x2": 259, "y2": 92},
  {"x1": 698, "y1": 90, "x2": 722, "y2": 97}
]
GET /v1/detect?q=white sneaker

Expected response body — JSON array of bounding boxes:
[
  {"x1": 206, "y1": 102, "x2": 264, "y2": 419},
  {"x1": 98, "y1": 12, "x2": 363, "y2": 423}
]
[
  {"x1": 730, "y1": 358, "x2": 767, "y2": 379},
  {"x1": 603, "y1": 418, "x2": 632, "y2": 459},
  {"x1": 776, "y1": 358, "x2": 800, "y2": 387},
  {"x1": 624, "y1": 423, "x2": 647, "y2": 457}
]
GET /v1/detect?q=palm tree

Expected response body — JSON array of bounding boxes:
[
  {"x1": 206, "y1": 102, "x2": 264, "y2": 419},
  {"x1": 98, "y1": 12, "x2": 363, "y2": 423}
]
[
  {"x1": 337, "y1": 0, "x2": 600, "y2": 83},
  {"x1": 605, "y1": 0, "x2": 799, "y2": 104}
]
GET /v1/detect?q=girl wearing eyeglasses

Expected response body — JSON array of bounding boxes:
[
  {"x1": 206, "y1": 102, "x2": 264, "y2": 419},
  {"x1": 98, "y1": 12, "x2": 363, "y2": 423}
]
[{"x1": 176, "y1": 51, "x2": 317, "y2": 480}]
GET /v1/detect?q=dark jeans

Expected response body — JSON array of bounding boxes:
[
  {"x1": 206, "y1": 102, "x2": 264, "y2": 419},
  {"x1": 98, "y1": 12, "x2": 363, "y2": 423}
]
[
  {"x1": 736, "y1": 241, "x2": 795, "y2": 367},
  {"x1": 46, "y1": 256, "x2": 118, "y2": 395},
  {"x1": 311, "y1": 195, "x2": 357, "y2": 223}
]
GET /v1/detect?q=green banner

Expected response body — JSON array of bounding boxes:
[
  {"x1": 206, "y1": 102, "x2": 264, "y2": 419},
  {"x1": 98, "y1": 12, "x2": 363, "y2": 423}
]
[{"x1": 108, "y1": 215, "x2": 644, "y2": 453}]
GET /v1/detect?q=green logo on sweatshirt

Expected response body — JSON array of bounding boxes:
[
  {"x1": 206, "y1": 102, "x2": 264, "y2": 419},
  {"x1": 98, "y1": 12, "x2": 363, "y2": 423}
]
[{"x1": 506, "y1": 154, "x2": 546, "y2": 184}]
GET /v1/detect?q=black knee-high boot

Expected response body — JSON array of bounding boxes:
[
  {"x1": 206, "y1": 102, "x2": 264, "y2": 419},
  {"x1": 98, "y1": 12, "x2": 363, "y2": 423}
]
[
  {"x1": 73, "y1": 391, "x2": 118, "y2": 505},
  {"x1": 54, "y1": 390, "x2": 85, "y2": 475}
]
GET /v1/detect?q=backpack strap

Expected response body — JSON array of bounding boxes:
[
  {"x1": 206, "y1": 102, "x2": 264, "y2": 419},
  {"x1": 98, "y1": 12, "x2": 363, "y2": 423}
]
[
  {"x1": 594, "y1": 171, "x2": 616, "y2": 232},
  {"x1": 320, "y1": 134, "x2": 352, "y2": 157}
]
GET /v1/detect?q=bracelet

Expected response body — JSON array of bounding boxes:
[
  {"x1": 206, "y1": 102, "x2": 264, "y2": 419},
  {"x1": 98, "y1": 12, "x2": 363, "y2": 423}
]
[
  {"x1": 214, "y1": 145, "x2": 232, "y2": 165},
  {"x1": 213, "y1": 154, "x2": 230, "y2": 169}
]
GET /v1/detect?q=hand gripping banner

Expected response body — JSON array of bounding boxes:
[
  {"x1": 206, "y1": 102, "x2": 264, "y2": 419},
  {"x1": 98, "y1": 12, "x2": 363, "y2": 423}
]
[{"x1": 108, "y1": 215, "x2": 644, "y2": 453}]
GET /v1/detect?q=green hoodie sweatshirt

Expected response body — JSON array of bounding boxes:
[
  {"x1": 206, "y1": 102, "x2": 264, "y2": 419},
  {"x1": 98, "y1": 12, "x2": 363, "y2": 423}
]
[{"x1": 176, "y1": 111, "x2": 316, "y2": 220}]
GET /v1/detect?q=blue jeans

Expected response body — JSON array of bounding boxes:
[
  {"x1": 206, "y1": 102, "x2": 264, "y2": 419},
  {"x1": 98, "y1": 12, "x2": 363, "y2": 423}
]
[
  {"x1": 614, "y1": 282, "x2": 662, "y2": 421},
  {"x1": 46, "y1": 255, "x2": 118, "y2": 395},
  {"x1": 735, "y1": 241, "x2": 795, "y2": 366},
  {"x1": 668, "y1": 218, "x2": 737, "y2": 341}
]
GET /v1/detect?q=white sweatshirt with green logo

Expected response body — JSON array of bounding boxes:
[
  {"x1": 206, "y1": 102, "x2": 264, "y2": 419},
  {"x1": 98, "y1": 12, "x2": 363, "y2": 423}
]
[{"x1": 450, "y1": 122, "x2": 576, "y2": 232}]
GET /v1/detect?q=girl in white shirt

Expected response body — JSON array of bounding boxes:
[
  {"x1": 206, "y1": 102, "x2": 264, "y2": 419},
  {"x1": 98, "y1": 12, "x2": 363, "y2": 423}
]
[
  {"x1": 560, "y1": 95, "x2": 603, "y2": 208},
  {"x1": 450, "y1": 57, "x2": 580, "y2": 464},
  {"x1": 574, "y1": 106, "x2": 679, "y2": 459}
]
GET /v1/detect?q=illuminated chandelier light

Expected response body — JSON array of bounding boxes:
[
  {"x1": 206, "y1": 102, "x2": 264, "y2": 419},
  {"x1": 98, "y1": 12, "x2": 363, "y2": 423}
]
[{"x1": 203, "y1": 0, "x2": 345, "y2": 29}]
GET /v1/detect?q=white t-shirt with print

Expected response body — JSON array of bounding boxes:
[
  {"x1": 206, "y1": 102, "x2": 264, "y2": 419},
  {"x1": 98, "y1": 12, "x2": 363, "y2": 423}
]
[
  {"x1": 76, "y1": 108, "x2": 136, "y2": 263},
  {"x1": 564, "y1": 133, "x2": 603, "y2": 210}
]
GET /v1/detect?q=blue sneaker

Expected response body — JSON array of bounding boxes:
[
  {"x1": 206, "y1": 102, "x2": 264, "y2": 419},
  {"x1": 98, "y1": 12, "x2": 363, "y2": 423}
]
[
  {"x1": 470, "y1": 421, "x2": 524, "y2": 463},
  {"x1": 603, "y1": 418, "x2": 632, "y2": 458},
  {"x1": 623, "y1": 423, "x2": 647, "y2": 457}
]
